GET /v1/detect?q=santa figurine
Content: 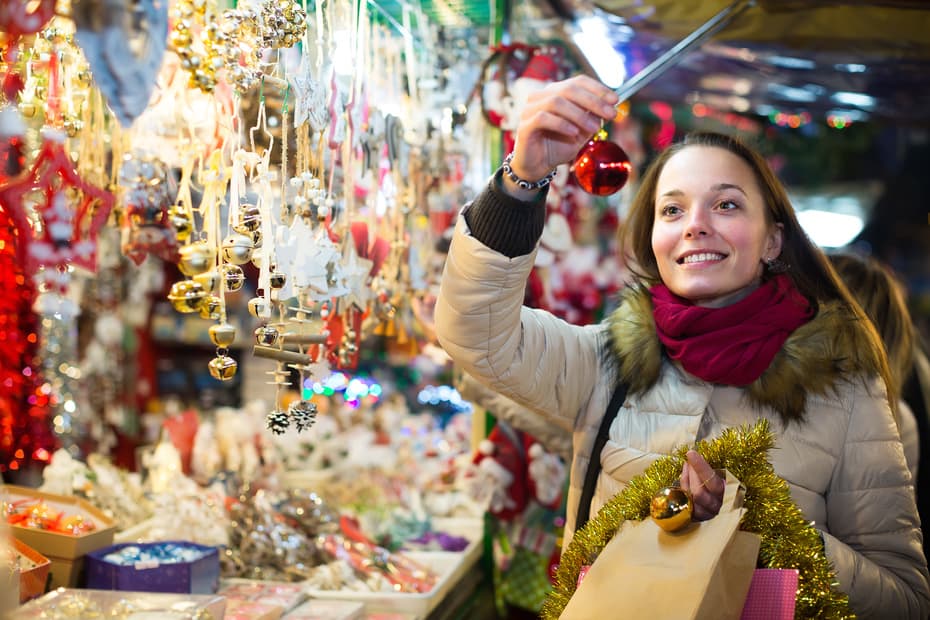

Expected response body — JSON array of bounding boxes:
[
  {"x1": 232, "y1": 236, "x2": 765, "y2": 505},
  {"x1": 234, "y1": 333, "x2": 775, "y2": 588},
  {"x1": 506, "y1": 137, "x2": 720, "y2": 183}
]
[
  {"x1": 481, "y1": 44, "x2": 568, "y2": 154},
  {"x1": 466, "y1": 422, "x2": 566, "y2": 521}
]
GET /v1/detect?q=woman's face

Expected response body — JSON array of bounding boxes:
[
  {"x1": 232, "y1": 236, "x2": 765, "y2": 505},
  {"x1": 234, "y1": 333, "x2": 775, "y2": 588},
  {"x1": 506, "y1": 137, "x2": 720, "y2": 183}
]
[{"x1": 651, "y1": 146, "x2": 783, "y2": 308}]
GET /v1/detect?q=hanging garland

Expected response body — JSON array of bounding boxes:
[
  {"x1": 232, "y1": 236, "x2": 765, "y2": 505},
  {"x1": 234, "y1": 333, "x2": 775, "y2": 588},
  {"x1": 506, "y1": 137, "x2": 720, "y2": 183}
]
[{"x1": 540, "y1": 420, "x2": 854, "y2": 620}]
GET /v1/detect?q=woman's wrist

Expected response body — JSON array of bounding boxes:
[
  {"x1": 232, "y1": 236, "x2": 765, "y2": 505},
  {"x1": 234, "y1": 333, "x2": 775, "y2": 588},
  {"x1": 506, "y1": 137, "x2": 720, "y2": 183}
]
[{"x1": 500, "y1": 152, "x2": 556, "y2": 200}]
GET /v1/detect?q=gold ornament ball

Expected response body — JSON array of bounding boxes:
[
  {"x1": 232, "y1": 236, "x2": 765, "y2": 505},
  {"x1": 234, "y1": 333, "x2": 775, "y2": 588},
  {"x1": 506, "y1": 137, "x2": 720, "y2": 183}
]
[
  {"x1": 254, "y1": 325, "x2": 279, "y2": 346},
  {"x1": 209, "y1": 322, "x2": 237, "y2": 347},
  {"x1": 199, "y1": 295, "x2": 222, "y2": 320},
  {"x1": 178, "y1": 242, "x2": 216, "y2": 276},
  {"x1": 650, "y1": 486, "x2": 693, "y2": 532},
  {"x1": 221, "y1": 264, "x2": 245, "y2": 292},
  {"x1": 208, "y1": 355, "x2": 238, "y2": 381},
  {"x1": 167, "y1": 280, "x2": 207, "y2": 313},
  {"x1": 222, "y1": 233, "x2": 255, "y2": 265}
]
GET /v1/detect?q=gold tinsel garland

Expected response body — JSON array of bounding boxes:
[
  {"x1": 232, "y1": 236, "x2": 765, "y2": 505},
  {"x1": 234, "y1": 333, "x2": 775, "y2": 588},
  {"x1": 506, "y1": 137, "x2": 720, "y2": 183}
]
[{"x1": 540, "y1": 420, "x2": 854, "y2": 620}]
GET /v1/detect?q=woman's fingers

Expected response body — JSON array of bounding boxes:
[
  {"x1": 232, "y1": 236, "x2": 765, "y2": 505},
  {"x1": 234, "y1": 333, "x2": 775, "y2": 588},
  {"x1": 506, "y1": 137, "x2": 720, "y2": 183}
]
[
  {"x1": 685, "y1": 450, "x2": 725, "y2": 521},
  {"x1": 508, "y1": 76, "x2": 619, "y2": 180}
]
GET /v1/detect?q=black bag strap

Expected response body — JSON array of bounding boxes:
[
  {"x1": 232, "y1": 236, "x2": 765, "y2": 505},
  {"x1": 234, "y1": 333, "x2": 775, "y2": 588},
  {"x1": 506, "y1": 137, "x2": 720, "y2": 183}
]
[{"x1": 575, "y1": 380, "x2": 629, "y2": 530}]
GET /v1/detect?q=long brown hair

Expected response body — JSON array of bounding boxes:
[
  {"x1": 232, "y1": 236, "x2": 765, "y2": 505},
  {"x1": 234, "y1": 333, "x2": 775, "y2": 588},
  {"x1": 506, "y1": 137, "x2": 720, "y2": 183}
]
[
  {"x1": 619, "y1": 131, "x2": 896, "y2": 417},
  {"x1": 829, "y1": 252, "x2": 916, "y2": 401}
]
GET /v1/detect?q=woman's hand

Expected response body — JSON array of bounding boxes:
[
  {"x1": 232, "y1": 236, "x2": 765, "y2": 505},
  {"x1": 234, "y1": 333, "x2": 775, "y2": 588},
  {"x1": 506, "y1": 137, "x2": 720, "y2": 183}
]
[
  {"x1": 505, "y1": 75, "x2": 619, "y2": 192},
  {"x1": 680, "y1": 450, "x2": 725, "y2": 521}
]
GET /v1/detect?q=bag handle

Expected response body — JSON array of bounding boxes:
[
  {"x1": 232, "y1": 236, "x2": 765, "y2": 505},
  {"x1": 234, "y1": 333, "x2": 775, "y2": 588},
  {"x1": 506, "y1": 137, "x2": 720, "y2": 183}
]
[{"x1": 575, "y1": 380, "x2": 629, "y2": 530}]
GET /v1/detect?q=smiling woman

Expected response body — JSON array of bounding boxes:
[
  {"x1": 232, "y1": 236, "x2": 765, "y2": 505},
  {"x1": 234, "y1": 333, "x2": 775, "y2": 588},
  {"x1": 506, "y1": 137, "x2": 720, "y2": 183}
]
[{"x1": 435, "y1": 75, "x2": 930, "y2": 618}]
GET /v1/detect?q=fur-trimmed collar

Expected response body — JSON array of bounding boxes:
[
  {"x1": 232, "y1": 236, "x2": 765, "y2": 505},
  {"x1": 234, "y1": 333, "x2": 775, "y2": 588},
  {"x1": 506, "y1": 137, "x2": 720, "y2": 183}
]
[{"x1": 606, "y1": 285, "x2": 884, "y2": 421}]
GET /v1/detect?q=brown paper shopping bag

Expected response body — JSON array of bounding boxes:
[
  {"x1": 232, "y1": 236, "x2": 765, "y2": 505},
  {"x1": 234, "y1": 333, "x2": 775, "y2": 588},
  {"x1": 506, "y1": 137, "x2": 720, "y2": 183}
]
[{"x1": 560, "y1": 471, "x2": 760, "y2": 620}]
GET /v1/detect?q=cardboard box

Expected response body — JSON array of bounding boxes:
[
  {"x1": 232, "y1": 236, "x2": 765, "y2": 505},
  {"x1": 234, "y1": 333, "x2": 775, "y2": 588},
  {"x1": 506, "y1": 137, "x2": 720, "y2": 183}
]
[
  {"x1": 2, "y1": 485, "x2": 116, "y2": 589},
  {"x1": 12, "y1": 538, "x2": 50, "y2": 603}
]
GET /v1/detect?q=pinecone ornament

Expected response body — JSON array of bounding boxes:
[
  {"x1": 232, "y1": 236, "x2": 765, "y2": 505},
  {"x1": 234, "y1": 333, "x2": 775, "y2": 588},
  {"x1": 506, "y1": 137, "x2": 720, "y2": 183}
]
[
  {"x1": 266, "y1": 409, "x2": 290, "y2": 435},
  {"x1": 288, "y1": 400, "x2": 318, "y2": 432}
]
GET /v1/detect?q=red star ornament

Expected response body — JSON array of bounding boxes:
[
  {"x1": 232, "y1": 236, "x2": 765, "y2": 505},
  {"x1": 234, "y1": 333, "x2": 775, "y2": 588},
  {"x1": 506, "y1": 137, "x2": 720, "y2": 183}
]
[{"x1": 0, "y1": 130, "x2": 115, "y2": 280}]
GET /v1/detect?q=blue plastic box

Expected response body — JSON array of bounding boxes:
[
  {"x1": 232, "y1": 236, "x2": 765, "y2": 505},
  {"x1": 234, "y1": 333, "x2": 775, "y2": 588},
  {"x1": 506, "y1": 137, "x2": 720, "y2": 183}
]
[{"x1": 84, "y1": 541, "x2": 220, "y2": 594}]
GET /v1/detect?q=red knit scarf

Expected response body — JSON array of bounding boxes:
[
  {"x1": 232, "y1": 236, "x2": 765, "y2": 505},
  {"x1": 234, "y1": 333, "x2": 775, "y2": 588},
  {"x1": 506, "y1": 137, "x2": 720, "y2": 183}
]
[{"x1": 650, "y1": 274, "x2": 814, "y2": 386}]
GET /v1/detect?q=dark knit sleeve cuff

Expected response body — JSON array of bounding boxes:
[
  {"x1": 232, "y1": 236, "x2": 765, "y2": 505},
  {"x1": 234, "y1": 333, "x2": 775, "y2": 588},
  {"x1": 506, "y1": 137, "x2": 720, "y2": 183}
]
[{"x1": 462, "y1": 169, "x2": 548, "y2": 258}]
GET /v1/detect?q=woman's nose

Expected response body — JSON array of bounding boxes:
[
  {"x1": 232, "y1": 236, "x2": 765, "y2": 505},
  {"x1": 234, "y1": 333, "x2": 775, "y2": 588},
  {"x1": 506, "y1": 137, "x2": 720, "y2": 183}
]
[{"x1": 683, "y1": 207, "x2": 709, "y2": 238}]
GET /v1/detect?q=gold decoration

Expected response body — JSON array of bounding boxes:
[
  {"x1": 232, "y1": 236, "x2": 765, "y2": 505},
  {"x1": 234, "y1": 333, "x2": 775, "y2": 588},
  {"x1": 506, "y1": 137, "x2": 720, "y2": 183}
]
[
  {"x1": 167, "y1": 280, "x2": 207, "y2": 313},
  {"x1": 650, "y1": 486, "x2": 693, "y2": 532},
  {"x1": 198, "y1": 295, "x2": 222, "y2": 320},
  {"x1": 208, "y1": 322, "x2": 237, "y2": 347},
  {"x1": 178, "y1": 241, "x2": 216, "y2": 276},
  {"x1": 541, "y1": 420, "x2": 853, "y2": 620},
  {"x1": 208, "y1": 355, "x2": 238, "y2": 380}
]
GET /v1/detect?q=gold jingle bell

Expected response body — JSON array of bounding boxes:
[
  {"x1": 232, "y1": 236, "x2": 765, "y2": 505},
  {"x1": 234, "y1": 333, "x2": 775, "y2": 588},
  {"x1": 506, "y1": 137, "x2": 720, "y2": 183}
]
[
  {"x1": 233, "y1": 203, "x2": 262, "y2": 233},
  {"x1": 199, "y1": 295, "x2": 223, "y2": 320},
  {"x1": 221, "y1": 264, "x2": 245, "y2": 292},
  {"x1": 222, "y1": 232, "x2": 254, "y2": 265},
  {"x1": 208, "y1": 355, "x2": 238, "y2": 381},
  {"x1": 209, "y1": 322, "x2": 237, "y2": 347},
  {"x1": 248, "y1": 297, "x2": 271, "y2": 319},
  {"x1": 193, "y1": 270, "x2": 220, "y2": 294},
  {"x1": 169, "y1": 205, "x2": 194, "y2": 242},
  {"x1": 650, "y1": 486, "x2": 693, "y2": 532},
  {"x1": 178, "y1": 242, "x2": 216, "y2": 276},
  {"x1": 269, "y1": 272, "x2": 287, "y2": 289},
  {"x1": 167, "y1": 280, "x2": 207, "y2": 313},
  {"x1": 254, "y1": 325, "x2": 279, "y2": 346}
]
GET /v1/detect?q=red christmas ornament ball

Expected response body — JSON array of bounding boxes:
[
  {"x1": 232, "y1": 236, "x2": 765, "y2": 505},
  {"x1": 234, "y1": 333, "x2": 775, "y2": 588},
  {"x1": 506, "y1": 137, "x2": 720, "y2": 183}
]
[{"x1": 572, "y1": 138, "x2": 632, "y2": 196}]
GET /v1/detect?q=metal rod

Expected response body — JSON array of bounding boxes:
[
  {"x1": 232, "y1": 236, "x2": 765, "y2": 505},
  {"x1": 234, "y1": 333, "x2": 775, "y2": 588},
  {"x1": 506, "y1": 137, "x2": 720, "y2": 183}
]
[
  {"x1": 252, "y1": 346, "x2": 313, "y2": 365},
  {"x1": 280, "y1": 333, "x2": 329, "y2": 345},
  {"x1": 613, "y1": 0, "x2": 755, "y2": 103}
]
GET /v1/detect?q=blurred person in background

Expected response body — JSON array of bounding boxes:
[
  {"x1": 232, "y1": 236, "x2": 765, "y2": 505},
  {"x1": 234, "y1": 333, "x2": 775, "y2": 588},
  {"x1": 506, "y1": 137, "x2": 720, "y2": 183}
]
[{"x1": 830, "y1": 251, "x2": 930, "y2": 560}]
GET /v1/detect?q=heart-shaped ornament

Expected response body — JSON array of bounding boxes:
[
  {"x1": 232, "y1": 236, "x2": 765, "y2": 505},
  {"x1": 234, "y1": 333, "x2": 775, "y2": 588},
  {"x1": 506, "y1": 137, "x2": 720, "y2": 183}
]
[{"x1": 72, "y1": 0, "x2": 168, "y2": 127}]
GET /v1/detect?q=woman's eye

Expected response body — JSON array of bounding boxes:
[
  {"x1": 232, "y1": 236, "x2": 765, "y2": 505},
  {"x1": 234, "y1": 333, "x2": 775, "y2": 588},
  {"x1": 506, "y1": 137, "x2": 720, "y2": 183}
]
[
  {"x1": 660, "y1": 205, "x2": 681, "y2": 217},
  {"x1": 716, "y1": 200, "x2": 739, "y2": 211}
]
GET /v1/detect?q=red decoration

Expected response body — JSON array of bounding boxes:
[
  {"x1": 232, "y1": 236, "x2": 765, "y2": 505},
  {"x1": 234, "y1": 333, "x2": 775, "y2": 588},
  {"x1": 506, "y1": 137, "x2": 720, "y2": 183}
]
[
  {"x1": 0, "y1": 132, "x2": 115, "y2": 286},
  {"x1": 571, "y1": 133, "x2": 632, "y2": 196},
  {"x1": 0, "y1": 204, "x2": 56, "y2": 475}
]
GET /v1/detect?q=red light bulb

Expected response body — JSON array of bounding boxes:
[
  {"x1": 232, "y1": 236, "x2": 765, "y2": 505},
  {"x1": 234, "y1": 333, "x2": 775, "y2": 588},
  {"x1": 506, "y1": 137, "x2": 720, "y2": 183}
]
[{"x1": 571, "y1": 129, "x2": 632, "y2": 196}]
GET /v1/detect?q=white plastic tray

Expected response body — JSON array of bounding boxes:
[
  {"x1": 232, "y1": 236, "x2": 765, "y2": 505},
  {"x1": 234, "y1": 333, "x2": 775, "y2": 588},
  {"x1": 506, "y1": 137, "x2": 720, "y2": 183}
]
[{"x1": 305, "y1": 551, "x2": 463, "y2": 619}]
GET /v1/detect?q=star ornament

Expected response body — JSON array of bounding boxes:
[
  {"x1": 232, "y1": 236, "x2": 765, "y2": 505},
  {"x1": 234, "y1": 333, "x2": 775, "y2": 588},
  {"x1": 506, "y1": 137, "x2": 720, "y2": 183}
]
[
  {"x1": 339, "y1": 236, "x2": 373, "y2": 311},
  {"x1": 0, "y1": 129, "x2": 115, "y2": 275},
  {"x1": 289, "y1": 60, "x2": 329, "y2": 133}
]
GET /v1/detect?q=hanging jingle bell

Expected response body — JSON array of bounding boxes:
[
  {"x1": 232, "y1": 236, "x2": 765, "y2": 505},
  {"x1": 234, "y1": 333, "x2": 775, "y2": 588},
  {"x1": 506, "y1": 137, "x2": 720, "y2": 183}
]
[
  {"x1": 221, "y1": 264, "x2": 245, "y2": 292},
  {"x1": 269, "y1": 272, "x2": 287, "y2": 289},
  {"x1": 222, "y1": 233, "x2": 255, "y2": 265},
  {"x1": 199, "y1": 295, "x2": 223, "y2": 320},
  {"x1": 169, "y1": 205, "x2": 194, "y2": 242},
  {"x1": 248, "y1": 297, "x2": 271, "y2": 319},
  {"x1": 571, "y1": 128, "x2": 633, "y2": 196},
  {"x1": 193, "y1": 270, "x2": 220, "y2": 295},
  {"x1": 650, "y1": 486, "x2": 693, "y2": 532},
  {"x1": 178, "y1": 241, "x2": 216, "y2": 276},
  {"x1": 254, "y1": 325, "x2": 279, "y2": 346},
  {"x1": 167, "y1": 280, "x2": 207, "y2": 313},
  {"x1": 209, "y1": 322, "x2": 237, "y2": 348},
  {"x1": 233, "y1": 203, "x2": 262, "y2": 234},
  {"x1": 208, "y1": 354, "x2": 238, "y2": 381}
]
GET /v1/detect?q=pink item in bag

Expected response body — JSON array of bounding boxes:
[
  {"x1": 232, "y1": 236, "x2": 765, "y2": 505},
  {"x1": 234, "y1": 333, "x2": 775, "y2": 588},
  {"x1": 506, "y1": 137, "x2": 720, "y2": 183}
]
[{"x1": 740, "y1": 568, "x2": 799, "y2": 620}]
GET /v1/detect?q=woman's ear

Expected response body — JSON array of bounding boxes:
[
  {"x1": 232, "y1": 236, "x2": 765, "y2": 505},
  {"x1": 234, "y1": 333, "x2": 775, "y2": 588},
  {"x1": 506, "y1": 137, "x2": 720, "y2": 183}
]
[{"x1": 766, "y1": 222, "x2": 784, "y2": 260}]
